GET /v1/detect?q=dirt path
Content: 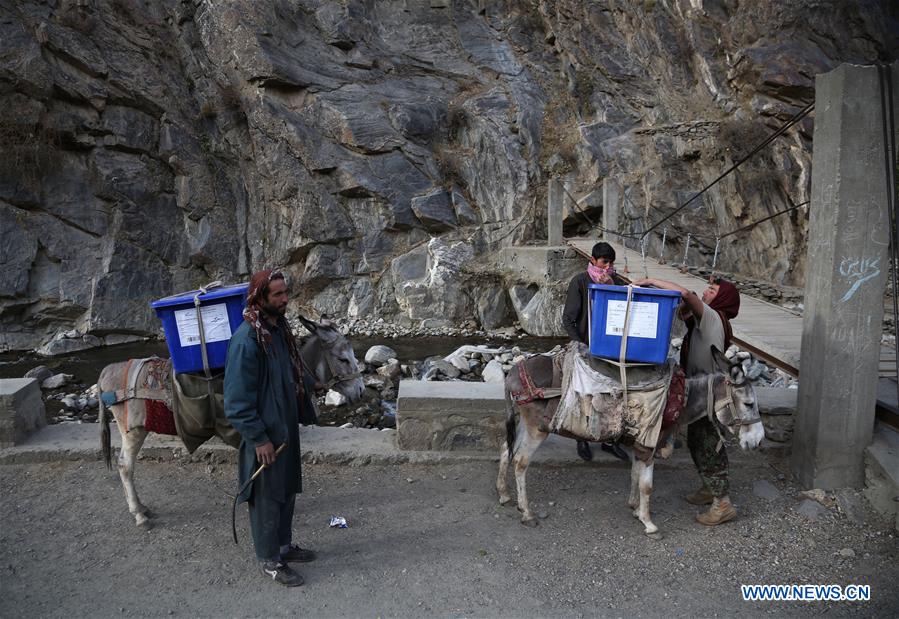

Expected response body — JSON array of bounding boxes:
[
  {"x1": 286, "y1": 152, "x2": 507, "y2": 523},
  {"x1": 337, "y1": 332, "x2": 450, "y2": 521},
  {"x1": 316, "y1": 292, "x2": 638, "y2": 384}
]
[{"x1": 1, "y1": 457, "x2": 896, "y2": 618}]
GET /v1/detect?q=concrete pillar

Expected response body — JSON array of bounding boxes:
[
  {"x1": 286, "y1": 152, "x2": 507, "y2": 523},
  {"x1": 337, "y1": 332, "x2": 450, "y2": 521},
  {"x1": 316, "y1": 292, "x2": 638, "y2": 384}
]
[
  {"x1": 792, "y1": 63, "x2": 898, "y2": 489},
  {"x1": 602, "y1": 177, "x2": 621, "y2": 241},
  {"x1": 0, "y1": 378, "x2": 46, "y2": 447},
  {"x1": 547, "y1": 178, "x2": 564, "y2": 246}
]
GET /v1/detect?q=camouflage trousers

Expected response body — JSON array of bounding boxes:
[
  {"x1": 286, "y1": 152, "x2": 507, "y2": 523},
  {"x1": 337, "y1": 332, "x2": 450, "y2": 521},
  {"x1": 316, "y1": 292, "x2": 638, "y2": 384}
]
[{"x1": 687, "y1": 417, "x2": 729, "y2": 497}]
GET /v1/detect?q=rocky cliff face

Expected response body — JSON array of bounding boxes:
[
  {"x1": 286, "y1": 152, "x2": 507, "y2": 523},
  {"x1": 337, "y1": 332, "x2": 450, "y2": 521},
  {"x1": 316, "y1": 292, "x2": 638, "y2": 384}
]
[{"x1": 1, "y1": 0, "x2": 895, "y2": 352}]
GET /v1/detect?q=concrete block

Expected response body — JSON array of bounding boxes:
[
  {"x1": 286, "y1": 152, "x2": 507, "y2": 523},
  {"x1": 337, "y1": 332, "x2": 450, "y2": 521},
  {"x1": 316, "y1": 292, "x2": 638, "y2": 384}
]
[
  {"x1": 756, "y1": 387, "x2": 797, "y2": 415},
  {"x1": 396, "y1": 380, "x2": 506, "y2": 451},
  {"x1": 499, "y1": 246, "x2": 582, "y2": 284},
  {"x1": 0, "y1": 378, "x2": 46, "y2": 447}
]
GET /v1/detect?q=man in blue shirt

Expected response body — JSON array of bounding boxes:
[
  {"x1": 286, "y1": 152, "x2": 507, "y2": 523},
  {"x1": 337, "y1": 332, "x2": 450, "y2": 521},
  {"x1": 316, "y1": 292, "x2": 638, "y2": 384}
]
[{"x1": 225, "y1": 269, "x2": 316, "y2": 586}]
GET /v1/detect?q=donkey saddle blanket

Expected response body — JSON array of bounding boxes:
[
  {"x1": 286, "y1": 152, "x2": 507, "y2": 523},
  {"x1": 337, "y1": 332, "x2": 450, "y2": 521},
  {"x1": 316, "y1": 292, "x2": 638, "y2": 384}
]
[
  {"x1": 101, "y1": 357, "x2": 240, "y2": 452},
  {"x1": 548, "y1": 343, "x2": 684, "y2": 449}
]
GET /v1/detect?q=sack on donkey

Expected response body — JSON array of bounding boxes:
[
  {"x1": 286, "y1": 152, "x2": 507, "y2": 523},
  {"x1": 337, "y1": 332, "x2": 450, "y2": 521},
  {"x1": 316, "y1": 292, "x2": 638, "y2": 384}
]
[{"x1": 550, "y1": 343, "x2": 682, "y2": 448}]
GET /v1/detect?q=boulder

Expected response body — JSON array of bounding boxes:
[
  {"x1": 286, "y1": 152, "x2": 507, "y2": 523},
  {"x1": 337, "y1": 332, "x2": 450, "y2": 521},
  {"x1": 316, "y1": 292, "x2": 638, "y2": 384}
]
[
  {"x1": 364, "y1": 345, "x2": 397, "y2": 367},
  {"x1": 411, "y1": 189, "x2": 457, "y2": 231},
  {"x1": 475, "y1": 286, "x2": 514, "y2": 330},
  {"x1": 324, "y1": 390, "x2": 348, "y2": 407},
  {"x1": 482, "y1": 360, "x2": 506, "y2": 384},
  {"x1": 431, "y1": 360, "x2": 460, "y2": 379},
  {"x1": 41, "y1": 374, "x2": 73, "y2": 390},
  {"x1": 376, "y1": 359, "x2": 402, "y2": 380},
  {"x1": 23, "y1": 366, "x2": 53, "y2": 384}
]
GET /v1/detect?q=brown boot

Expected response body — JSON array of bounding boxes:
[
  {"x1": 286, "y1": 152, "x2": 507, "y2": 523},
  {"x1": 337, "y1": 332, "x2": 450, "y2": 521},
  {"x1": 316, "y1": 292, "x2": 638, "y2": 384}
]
[
  {"x1": 684, "y1": 485, "x2": 714, "y2": 505},
  {"x1": 696, "y1": 498, "x2": 737, "y2": 526}
]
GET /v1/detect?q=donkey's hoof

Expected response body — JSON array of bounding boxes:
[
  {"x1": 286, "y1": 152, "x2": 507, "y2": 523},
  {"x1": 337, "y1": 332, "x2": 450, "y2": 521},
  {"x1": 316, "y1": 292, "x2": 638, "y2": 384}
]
[
  {"x1": 137, "y1": 519, "x2": 154, "y2": 531},
  {"x1": 498, "y1": 496, "x2": 512, "y2": 506},
  {"x1": 140, "y1": 508, "x2": 155, "y2": 519},
  {"x1": 520, "y1": 517, "x2": 539, "y2": 528},
  {"x1": 645, "y1": 530, "x2": 663, "y2": 541}
]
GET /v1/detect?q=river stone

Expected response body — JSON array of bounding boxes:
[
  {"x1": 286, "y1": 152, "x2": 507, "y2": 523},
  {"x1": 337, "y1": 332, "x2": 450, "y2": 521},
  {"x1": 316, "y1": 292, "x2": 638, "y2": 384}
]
[
  {"x1": 37, "y1": 334, "x2": 103, "y2": 357},
  {"x1": 450, "y1": 356, "x2": 470, "y2": 373},
  {"x1": 41, "y1": 374, "x2": 74, "y2": 390},
  {"x1": 324, "y1": 390, "x2": 348, "y2": 407},
  {"x1": 365, "y1": 345, "x2": 397, "y2": 367},
  {"x1": 23, "y1": 366, "x2": 53, "y2": 384},
  {"x1": 482, "y1": 360, "x2": 506, "y2": 384},
  {"x1": 432, "y1": 360, "x2": 460, "y2": 379},
  {"x1": 377, "y1": 359, "x2": 402, "y2": 380},
  {"x1": 364, "y1": 374, "x2": 387, "y2": 390}
]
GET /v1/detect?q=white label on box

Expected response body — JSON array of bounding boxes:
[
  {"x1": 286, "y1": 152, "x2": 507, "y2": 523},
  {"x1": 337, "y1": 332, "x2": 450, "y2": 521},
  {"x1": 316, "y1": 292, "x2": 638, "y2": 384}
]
[
  {"x1": 173, "y1": 303, "x2": 232, "y2": 346},
  {"x1": 605, "y1": 300, "x2": 659, "y2": 339}
]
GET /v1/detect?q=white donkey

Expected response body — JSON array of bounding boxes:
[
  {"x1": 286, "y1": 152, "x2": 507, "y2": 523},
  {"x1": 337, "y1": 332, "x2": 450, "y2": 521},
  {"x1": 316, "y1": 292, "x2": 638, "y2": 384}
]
[
  {"x1": 99, "y1": 316, "x2": 364, "y2": 528},
  {"x1": 496, "y1": 346, "x2": 765, "y2": 539}
]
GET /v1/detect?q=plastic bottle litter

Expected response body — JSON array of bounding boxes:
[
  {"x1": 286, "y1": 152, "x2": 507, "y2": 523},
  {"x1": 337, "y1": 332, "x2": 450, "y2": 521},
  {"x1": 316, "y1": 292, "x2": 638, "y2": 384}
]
[{"x1": 329, "y1": 515, "x2": 348, "y2": 528}]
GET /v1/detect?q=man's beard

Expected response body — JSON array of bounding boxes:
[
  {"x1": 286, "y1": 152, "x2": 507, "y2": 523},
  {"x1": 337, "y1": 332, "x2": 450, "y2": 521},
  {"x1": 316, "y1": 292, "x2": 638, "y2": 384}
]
[{"x1": 260, "y1": 302, "x2": 286, "y2": 319}]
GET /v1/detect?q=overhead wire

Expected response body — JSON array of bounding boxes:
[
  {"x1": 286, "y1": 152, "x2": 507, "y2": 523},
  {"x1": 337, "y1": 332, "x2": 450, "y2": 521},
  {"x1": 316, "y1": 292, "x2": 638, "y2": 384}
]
[{"x1": 640, "y1": 100, "x2": 815, "y2": 240}]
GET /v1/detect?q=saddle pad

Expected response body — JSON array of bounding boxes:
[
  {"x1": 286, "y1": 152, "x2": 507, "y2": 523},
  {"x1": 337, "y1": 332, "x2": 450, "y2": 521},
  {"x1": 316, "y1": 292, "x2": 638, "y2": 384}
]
[
  {"x1": 550, "y1": 343, "x2": 673, "y2": 447},
  {"x1": 145, "y1": 400, "x2": 178, "y2": 436}
]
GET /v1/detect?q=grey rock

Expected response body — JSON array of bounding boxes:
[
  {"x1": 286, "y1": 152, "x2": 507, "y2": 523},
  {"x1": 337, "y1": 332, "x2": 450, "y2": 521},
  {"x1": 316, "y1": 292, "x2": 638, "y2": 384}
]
[
  {"x1": 450, "y1": 356, "x2": 470, "y2": 373},
  {"x1": 796, "y1": 499, "x2": 831, "y2": 521},
  {"x1": 475, "y1": 286, "x2": 514, "y2": 330},
  {"x1": 364, "y1": 345, "x2": 397, "y2": 367},
  {"x1": 451, "y1": 188, "x2": 479, "y2": 226},
  {"x1": 376, "y1": 359, "x2": 402, "y2": 380},
  {"x1": 834, "y1": 488, "x2": 868, "y2": 526},
  {"x1": 761, "y1": 413, "x2": 794, "y2": 443},
  {"x1": 508, "y1": 286, "x2": 565, "y2": 337},
  {"x1": 411, "y1": 189, "x2": 457, "y2": 232},
  {"x1": 482, "y1": 360, "x2": 506, "y2": 384},
  {"x1": 752, "y1": 479, "x2": 781, "y2": 501},
  {"x1": 363, "y1": 374, "x2": 387, "y2": 390},
  {"x1": 24, "y1": 366, "x2": 53, "y2": 384},
  {"x1": 37, "y1": 334, "x2": 103, "y2": 357},
  {"x1": 303, "y1": 244, "x2": 352, "y2": 282},
  {"x1": 431, "y1": 360, "x2": 460, "y2": 379},
  {"x1": 41, "y1": 374, "x2": 74, "y2": 390}
]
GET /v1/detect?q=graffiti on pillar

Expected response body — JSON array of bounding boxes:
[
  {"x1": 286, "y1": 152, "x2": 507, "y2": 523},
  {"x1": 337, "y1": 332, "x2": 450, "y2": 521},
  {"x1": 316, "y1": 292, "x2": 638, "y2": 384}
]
[{"x1": 838, "y1": 256, "x2": 881, "y2": 302}]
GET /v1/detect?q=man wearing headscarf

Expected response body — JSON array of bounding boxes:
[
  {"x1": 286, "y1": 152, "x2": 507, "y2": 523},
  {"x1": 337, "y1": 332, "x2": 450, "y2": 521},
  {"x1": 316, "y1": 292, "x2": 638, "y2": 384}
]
[
  {"x1": 224, "y1": 269, "x2": 316, "y2": 587},
  {"x1": 562, "y1": 241, "x2": 630, "y2": 463},
  {"x1": 633, "y1": 275, "x2": 742, "y2": 526}
]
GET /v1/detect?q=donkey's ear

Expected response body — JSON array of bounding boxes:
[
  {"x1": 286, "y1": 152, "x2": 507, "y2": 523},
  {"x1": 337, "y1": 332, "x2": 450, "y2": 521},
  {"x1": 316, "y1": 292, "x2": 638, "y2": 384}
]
[{"x1": 297, "y1": 314, "x2": 318, "y2": 333}]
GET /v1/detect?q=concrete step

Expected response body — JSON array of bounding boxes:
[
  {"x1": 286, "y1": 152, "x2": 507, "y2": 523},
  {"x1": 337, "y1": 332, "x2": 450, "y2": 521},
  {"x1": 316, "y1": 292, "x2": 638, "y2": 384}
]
[{"x1": 864, "y1": 421, "x2": 899, "y2": 532}]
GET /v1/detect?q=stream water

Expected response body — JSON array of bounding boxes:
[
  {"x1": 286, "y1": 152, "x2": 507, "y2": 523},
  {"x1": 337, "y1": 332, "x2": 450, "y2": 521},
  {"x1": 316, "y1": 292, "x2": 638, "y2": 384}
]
[
  {"x1": 0, "y1": 334, "x2": 568, "y2": 425},
  {"x1": 0, "y1": 335, "x2": 567, "y2": 384}
]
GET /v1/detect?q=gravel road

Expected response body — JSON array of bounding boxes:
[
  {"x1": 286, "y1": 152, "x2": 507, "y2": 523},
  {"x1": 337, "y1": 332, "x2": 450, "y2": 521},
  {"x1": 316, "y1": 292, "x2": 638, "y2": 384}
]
[{"x1": 1, "y1": 456, "x2": 896, "y2": 618}]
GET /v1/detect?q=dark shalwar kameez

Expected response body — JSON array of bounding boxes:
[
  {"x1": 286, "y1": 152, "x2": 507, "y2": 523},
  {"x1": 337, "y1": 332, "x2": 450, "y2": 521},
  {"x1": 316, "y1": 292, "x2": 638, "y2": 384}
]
[{"x1": 224, "y1": 320, "x2": 302, "y2": 562}]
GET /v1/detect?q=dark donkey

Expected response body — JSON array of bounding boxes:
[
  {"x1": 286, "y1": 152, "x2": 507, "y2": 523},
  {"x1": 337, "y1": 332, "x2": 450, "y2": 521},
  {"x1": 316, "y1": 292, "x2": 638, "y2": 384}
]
[
  {"x1": 496, "y1": 347, "x2": 764, "y2": 538},
  {"x1": 99, "y1": 316, "x2": 364, "y2": 528}
]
